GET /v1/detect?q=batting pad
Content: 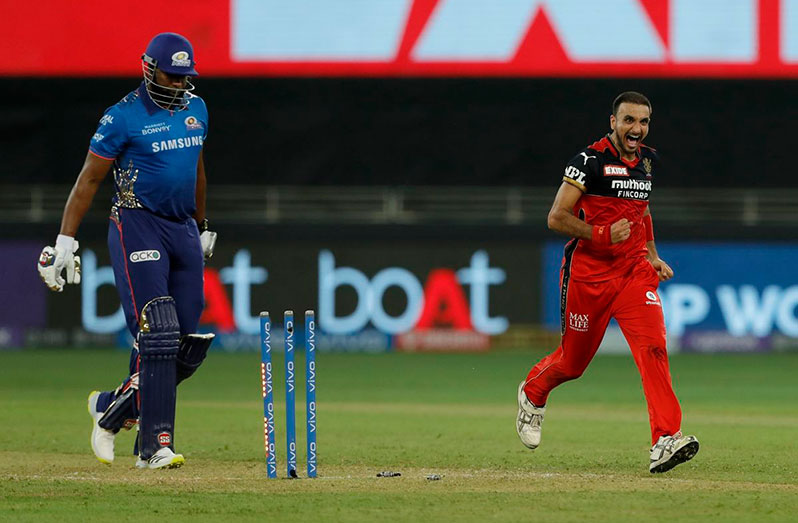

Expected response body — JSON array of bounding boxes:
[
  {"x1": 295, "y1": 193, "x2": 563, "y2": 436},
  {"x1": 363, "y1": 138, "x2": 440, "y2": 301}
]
[
  {"x1": 176, "y1": 333, "x2": 215, "y2": 384},
  {"x1": 137, "y1": 296, "x2": 180, "y2": 460},
  {"x1": 98, "y1": 386, "x2": 138, "y2": 433}
]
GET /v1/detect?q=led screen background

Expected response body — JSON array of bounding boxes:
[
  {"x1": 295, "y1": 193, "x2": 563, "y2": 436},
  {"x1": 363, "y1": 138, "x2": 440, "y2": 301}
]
[{"x1": 2, "y1": 0, "x2": 797, "y2": 77}]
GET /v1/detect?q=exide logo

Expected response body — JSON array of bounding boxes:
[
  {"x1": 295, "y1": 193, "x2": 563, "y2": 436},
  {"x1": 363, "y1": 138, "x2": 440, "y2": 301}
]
[{"x1": 604, "y1": 165, "x2": 629, "y2": 177}]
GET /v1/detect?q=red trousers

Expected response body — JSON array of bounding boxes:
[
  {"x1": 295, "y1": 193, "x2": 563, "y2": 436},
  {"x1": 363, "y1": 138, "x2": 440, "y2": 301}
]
[{"x1": 524, "y1": 257, "x2": 682, "y2": 444}]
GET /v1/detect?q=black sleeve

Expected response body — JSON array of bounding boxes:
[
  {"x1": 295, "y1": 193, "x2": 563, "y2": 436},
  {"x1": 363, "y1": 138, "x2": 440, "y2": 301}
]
[{"x1": 562, "y1": 149, "x2": 599, "y2": 192}]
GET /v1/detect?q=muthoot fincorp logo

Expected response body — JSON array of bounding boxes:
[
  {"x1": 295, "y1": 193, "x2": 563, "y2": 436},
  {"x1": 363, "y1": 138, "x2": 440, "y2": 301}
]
[{"x1": 611, "y1": 179, "x2": 651, "y2": 191}]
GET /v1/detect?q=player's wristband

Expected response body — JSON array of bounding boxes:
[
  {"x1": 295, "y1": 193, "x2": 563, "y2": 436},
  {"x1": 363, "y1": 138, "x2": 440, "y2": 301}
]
[
  {"x1": 643, "y1": 214, "x2": 654, "y2": 242},
  {"x1": 591, "y1": 225, "x2": 612, "y2": 245}
]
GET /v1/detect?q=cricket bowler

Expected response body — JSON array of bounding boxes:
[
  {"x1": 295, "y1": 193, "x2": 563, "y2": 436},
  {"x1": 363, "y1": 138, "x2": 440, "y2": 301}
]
[{"x1": 516, "y1": 92, "x2": 699, "y2": 473}]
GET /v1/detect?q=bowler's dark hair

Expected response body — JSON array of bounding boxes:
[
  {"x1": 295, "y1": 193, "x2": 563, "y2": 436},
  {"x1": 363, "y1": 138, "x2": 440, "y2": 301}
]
[{"x1": 612, "y1": 91, "x2": 652, "y2": 115}]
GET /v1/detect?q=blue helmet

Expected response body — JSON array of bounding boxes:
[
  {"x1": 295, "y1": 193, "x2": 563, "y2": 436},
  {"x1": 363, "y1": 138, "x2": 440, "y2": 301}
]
[
  {"x1": 141, "y1": 33, "x2": 198, "y2": 110},
  {"x1": 142, "y1": 32, "x2": 198, "y2": 76}
]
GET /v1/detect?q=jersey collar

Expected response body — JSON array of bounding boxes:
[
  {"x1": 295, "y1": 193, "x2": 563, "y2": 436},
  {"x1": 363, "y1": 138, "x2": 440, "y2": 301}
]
[
  {"x1": 137, "y1": 82, "x2": 162, "y2": 116},
  {"x1": 604, "y1": 133, "x2": 641, "y2": 168}
]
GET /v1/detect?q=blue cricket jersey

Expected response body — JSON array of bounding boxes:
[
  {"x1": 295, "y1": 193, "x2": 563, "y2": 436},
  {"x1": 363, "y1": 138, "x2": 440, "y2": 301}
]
[{"x1": 89, "y1": 83, "x2": 208, "y2": 220}]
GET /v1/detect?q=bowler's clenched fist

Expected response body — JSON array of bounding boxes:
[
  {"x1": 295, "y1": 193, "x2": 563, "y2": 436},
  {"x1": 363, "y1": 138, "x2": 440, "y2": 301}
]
[{"x1": 611, "y1": 218, "x2": 631, "y2": 244}]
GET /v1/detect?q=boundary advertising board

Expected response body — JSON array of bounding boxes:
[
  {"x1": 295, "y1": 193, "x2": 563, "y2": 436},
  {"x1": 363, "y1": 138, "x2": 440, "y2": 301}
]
[
  {"x1": 543, "y1": 242, "x2": 798, "y2": 353},
  {"x1": 1, "y1": 240, "x2": 541, "y2": 352}
]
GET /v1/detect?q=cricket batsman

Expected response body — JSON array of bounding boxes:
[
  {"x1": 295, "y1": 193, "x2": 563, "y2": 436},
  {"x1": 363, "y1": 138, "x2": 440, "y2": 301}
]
[
  {"x1": 37, "y1": 32, "x2": 217, "y2": 469},
  {"x1": 516, "y1": 92, "x2": 699, "y2": 473}
]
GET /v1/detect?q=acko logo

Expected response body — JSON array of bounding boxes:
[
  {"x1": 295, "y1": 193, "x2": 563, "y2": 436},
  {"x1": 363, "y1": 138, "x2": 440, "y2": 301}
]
[{"x1": 129, "y1": 250, "x2": 161, "y2": 263}]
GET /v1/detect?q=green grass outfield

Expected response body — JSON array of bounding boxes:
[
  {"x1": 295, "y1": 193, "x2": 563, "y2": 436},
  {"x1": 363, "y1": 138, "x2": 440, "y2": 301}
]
[{"x1": 1, "y1": 348, "x2": 796, "y2": 522}]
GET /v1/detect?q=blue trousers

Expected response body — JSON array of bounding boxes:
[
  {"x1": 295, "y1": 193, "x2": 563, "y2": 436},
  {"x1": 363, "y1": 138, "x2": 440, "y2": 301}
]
[
  {"x1": 109, "y1": 208, "x2": 204, "y2": 338},
  {"x1": 98, "y1": 208, "x2": 204, "y2": 414}
]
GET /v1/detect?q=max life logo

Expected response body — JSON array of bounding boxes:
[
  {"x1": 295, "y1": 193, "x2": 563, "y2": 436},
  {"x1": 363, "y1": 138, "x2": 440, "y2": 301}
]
[{"x1": 569, "y1": 312, "x2": 589, "y2": 333}]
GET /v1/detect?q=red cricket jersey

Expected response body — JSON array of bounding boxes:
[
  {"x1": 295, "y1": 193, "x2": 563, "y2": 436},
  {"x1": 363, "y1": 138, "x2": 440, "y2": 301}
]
[{"x1": 560, "y1": 135, "x2": 657, "y2": 282}]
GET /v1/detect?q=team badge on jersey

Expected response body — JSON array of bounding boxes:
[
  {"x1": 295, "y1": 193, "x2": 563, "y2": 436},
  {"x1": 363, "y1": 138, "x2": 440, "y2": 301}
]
[
  {"x1": 184, "y1": 116, "x2": 203, "y2": 130},
  {"x1": 643, "y1": 158, "x2": 653, "y2": 174}
]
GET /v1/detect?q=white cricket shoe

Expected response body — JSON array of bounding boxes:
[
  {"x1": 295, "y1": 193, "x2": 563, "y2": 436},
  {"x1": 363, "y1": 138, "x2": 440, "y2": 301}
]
[
  {"x1": 88, "y1": 391, "x2": 115, "y2": 464},
  {"x1": 136, "y1": 447, "x2": 185, "y2": 470},
  {"x1": 649, "y1": 432, "x2": 699, "y2": 473},
  {"x1": 516, "y1": 382, "x2": 546, "y2": 450}
]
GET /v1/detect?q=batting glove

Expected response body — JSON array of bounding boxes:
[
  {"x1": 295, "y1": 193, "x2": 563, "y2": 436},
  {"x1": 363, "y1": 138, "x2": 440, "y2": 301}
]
[
  {"x1": 200, "y1": 230, "x2": 217, "y2": 260},
  {"x1": 38, "y1": 234, "x2": 81, "y2": 292}
]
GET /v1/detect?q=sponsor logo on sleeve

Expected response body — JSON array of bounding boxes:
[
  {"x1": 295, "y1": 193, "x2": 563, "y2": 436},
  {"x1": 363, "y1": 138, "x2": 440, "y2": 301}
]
[
  {"x1": 99, "y1": 115, "x2": 114, "y2": 126},
  {"x1": 92, "y1": 133, "x2": 104, "y2": 142},
  {"x1": 603, "y1": 165, "x2": 629, "y2": 176},
  {"x1": 564, "y1": 166, "x2": 587, "y2": 185}
]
